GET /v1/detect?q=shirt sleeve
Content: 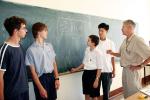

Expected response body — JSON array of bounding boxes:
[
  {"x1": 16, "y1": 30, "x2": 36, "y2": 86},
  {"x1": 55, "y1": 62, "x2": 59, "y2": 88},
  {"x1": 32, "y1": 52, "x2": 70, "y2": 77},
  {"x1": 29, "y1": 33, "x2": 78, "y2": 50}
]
[
  {"x1": 135, "y1": 37, "x2": 150, "y2": 59},
  {"x1": 0, "y1": 44, "x2": 9, "y2": 71},
  {"x1": 25, "y1": 48, "x2": 34, "y2": 66},
  {"x1": 96, "y1": 51, "x2": 103, "y2": 69}
]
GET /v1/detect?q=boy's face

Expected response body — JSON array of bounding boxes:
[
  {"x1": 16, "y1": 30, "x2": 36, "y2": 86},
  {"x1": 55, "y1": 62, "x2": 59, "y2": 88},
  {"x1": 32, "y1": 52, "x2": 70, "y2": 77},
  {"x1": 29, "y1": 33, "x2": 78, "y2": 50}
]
[
  {"x1": 98, "y1": 28, "x2": 107, "y2": 39},
  {"x1": 87, "y1": 37, "x2": 95, "y2": 47},
  {"x1": 16, "y1": 23, "x2": 27, "y2": 39},
  {"x1": 38, "y1": 28, "x2": 48, "y2": 40}
]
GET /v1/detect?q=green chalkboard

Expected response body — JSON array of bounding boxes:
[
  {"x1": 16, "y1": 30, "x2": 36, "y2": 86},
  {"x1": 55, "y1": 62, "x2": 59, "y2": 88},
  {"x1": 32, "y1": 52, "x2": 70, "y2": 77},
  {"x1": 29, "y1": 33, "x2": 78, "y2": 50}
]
[{"x1": 0, "y1": 1, "x2": 126, "y2": 74}]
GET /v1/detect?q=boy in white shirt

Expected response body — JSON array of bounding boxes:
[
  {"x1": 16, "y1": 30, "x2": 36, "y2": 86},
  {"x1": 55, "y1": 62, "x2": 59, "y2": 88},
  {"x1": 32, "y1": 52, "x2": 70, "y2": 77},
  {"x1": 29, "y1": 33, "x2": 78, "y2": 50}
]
[
  {"x1": 97, "y1": 23, "x2": 116, "y2": 100},
  {"x1": 71, "y1": 35, "x2": 103, "y2": 100}
]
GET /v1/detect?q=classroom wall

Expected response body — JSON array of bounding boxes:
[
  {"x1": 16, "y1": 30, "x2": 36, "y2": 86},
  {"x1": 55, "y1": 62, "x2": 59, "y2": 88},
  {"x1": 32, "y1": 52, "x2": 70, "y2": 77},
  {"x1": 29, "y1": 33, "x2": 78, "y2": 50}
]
[
  {"x1": 3, "y1": 0, "x2": 150, "y2": 42},
  {"x1": 2, "y1": 0, "x2": 150, "y2": 100}
]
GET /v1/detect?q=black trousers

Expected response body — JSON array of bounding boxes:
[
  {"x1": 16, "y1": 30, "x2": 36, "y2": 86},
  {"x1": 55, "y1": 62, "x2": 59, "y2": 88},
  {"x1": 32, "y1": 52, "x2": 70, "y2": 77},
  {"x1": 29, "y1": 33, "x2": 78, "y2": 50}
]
[
  {"x1": 100, "y1": 73, "x2": 112, "y2": 100},
  {"x1": 5, "y1": 91, "x2": 29, "y2": 100},
  {"x1": 33, "y1": 73, "x2": 57, "y2": 100}
]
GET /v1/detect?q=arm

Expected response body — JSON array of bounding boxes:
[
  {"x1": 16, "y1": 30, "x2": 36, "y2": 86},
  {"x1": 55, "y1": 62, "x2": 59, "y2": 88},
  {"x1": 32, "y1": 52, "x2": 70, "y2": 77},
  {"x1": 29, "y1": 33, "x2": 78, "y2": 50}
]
[
  {"x1": 142, "y1": 56, "x2": 150, "y2": 66},
  {"x1": 130, "y1": 38, "x2": 150, "y2": 71},
  {"x1": 0, "y1": 71, "x2": 4, "y2": 100},
  {"x1": 29, "y1": 66, "x2": 47, "y2": 99},
  {"x1": 53, "y1": 60, "x2": 60, "y2": 90},
  {"x1": 107, "y1": 50, "x2": 120, "y2": 57},
  {"x1": 71, "y1": 64, "x2": 84, "y2": 72},
  {"x1": 111, "y1": 57, "x2": 115, "y2": 78},
  {"x1": 93, "y1": 51, "x2": 102, "y2": 88},
  {"x1": 130, "y1": 56, "x2": 150, "y2": 71},
  {"x1": 93, "y1": 69, "x2": 101, "y2": 88},
  {"x1": 96, "y1": 69, "x2": 101, "y2": 79}
]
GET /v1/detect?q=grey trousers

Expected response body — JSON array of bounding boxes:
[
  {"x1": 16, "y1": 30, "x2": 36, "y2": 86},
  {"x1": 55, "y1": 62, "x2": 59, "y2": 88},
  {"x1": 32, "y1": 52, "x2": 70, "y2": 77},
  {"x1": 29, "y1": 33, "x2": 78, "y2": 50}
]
[{"x1": 122, "y1": 67, "x2": 142, "y2": 98}]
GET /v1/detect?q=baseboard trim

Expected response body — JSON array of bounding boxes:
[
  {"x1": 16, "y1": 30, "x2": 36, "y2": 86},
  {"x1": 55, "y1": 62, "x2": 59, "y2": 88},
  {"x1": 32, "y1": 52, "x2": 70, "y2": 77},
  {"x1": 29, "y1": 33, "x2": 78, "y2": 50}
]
[{"x1": 99, "y1": 87, "x2": 123, "y2": 100}]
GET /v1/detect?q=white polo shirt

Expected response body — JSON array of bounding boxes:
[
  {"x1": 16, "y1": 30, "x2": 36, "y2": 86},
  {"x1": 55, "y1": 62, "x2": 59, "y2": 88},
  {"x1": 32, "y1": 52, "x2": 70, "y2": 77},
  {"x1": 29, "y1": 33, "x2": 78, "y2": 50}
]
[
  {"x1": 83, "y1": 47, "x2": 103, "y2": 70},
  {"x1": 96, "y1": 38, "x2": 115, "y2": 72}
]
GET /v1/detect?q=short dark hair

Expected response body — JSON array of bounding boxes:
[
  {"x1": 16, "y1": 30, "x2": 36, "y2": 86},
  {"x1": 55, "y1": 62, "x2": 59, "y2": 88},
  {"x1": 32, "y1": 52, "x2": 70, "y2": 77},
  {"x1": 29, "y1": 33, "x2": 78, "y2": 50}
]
[
  {"x1": 89, "y1": 35, "x2": 99, "y2": 46},
  {"x1": 3, "y1": 16, "x2": 26, "y2": 36},
  {"x1": 98, "y1": 23, "x2": 109, "y2": 31},
  {"x1": 32, "y1": 22, "x2": 47, "y2": 39}
]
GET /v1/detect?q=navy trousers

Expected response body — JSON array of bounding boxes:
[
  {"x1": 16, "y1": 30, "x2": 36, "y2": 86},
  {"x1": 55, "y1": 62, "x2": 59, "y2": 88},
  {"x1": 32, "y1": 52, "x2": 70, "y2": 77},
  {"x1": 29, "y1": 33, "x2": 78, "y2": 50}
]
[
  {"x1": 33, "y1": 73, "x2": 57, "y2": 100},
  {"x1": 5, "y1": 91, "x2": 29, "y2": 100},
  {"x1": 100, "y1": 73, "x2": 112, "y2": 100}
]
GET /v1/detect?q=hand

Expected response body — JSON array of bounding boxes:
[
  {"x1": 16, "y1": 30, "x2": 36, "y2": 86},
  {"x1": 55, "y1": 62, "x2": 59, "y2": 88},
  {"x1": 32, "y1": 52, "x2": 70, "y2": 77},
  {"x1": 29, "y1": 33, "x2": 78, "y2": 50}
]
[
  {"x1": 39, "y1": 88, "x2": 48, "y2": 99},
  {"x1": 112, "y1": 71, "x2": 115, "y2": 78},
  {"x1": 70, "y1": 68, "x2": 77, "y2": 72},
  {"x1": 106, "y1": 50, "x2": 112, "y2": 54},
  {"x1": 129, "y1": 65, "x2": 142, "y2": 71},
  {"x1": 55, "y1": 80, "x2": 60, "y2": 90},
  {"x1": 93, "y1": 79, "x2": 99, "y2": 88}
]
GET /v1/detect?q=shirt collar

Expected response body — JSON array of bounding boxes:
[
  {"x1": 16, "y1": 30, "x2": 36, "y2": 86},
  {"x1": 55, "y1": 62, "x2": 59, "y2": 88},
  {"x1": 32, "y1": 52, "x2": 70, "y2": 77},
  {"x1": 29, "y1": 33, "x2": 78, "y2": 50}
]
[
  {"x1": 33, "y1": 41, "x2": 46, "y2": 47},
  {"x1": 99, "y1": 38, "x2": 108, "y2": 43},
  {"x1": 126, "y1": 34, "x2": 135, "y2": 42}
]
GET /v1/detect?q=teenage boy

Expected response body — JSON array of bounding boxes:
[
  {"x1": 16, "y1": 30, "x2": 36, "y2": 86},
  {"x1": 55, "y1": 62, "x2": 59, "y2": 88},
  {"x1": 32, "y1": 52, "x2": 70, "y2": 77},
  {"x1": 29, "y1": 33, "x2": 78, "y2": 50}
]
[
  {"x1": 0, "y1": 16, "x2": 29, "y2": 100},
  {"x1": 25, "y1": 22, "x2": 60, "y2": 100},
  {"x1": 71, "y1": 35, "x2": 103, "y2": 100}
]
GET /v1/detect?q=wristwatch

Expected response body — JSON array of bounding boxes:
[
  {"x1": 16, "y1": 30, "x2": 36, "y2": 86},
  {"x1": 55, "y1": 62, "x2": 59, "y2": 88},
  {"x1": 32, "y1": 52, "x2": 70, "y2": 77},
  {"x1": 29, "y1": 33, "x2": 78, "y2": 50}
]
[{"x1": 55, "y1": 78, "x2": 59, "y2": 80}]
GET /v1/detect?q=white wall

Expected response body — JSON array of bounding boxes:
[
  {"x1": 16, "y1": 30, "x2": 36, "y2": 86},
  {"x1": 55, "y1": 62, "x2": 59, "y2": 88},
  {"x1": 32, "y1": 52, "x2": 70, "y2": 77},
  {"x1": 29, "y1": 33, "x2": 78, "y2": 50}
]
[{"x1": 2, "y1": 0, "x2": 150, "y2": 100}]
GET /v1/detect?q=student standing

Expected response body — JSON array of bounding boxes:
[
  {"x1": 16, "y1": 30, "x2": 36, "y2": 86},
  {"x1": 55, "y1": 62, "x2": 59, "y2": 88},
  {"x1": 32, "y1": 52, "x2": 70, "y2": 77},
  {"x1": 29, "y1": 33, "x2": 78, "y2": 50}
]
[
  {"x1": 25, "y1": 22, "x2": 60, "y2": 100},
  {"x1": 71, "y1": 35, "x2": 103, "y2": 100},
  {"x1": 0, "y1": 16, "x2": 29, "y2": 100},
  {"x1": 107, "y1": 19, "x2": 150, "y2": 98},
  {"x1": 96, "y1": 23, "x2": 116, "y2": 100}
]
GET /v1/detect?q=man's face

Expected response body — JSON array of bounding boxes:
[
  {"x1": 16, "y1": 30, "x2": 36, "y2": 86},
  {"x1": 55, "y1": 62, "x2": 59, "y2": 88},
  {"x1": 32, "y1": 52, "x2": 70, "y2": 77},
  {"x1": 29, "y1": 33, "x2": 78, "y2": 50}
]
[
  {"x1": 98, "y1": 28, "x2": 107, "y2": 38},
  {"x1": 121, "y1": 24, "x2": 134, "y2": 36},
  {"x1": 17, "y1": 24, "x2": 27, "y2": 38}
]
